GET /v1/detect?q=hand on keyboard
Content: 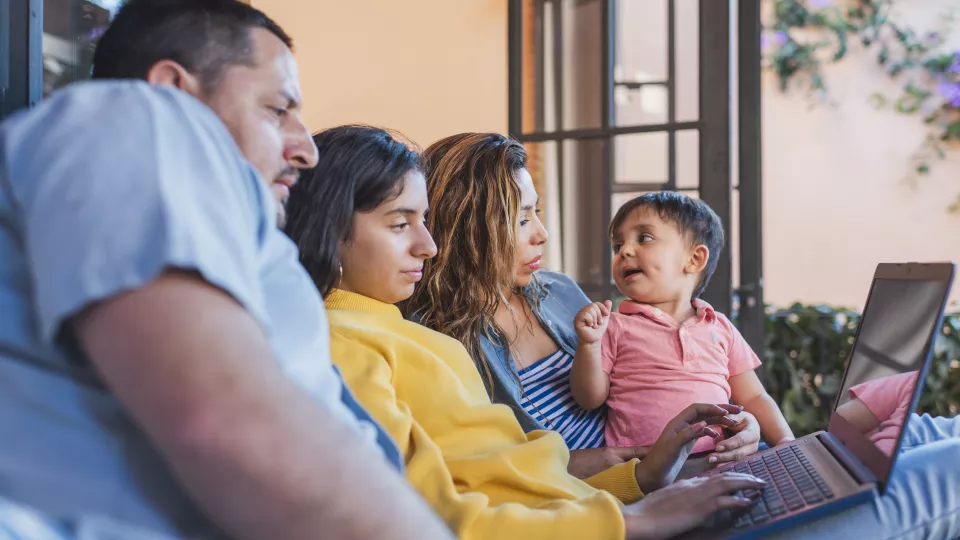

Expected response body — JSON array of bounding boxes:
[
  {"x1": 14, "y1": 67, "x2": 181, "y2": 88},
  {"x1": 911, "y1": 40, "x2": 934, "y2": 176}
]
[
  {"x1": 722, "y1": 446, "x2": 837, "y2": 530},
  {"x1": 621, "y1": 472, "x2": 766, "y2": 540}
]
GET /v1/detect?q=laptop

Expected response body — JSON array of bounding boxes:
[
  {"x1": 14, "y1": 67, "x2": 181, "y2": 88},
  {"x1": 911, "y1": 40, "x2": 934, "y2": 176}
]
[{"x1": 685, "y1": 261, "x2": 956, "y2": 539}]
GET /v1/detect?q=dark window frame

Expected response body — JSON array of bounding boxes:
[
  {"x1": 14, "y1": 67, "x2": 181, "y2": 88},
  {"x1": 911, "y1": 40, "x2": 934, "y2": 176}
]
[
  {"x1": 1, "y1": 0, "x2": 42, "y2": 121},
  {"x1": 508, "y1": 0, "x2": 765, "y2": 354}
]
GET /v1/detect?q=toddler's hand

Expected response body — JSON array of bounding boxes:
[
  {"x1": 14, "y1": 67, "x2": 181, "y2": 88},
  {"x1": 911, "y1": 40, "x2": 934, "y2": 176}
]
[{"x1": 575, "y1": 300, "x2": 613, "y2": 344}]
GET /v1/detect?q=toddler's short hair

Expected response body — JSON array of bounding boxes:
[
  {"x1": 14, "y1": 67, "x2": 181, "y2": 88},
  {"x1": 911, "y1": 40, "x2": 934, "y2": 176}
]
[{"x1": 609, "y1": 191, "x2": 725, "y2": 297}]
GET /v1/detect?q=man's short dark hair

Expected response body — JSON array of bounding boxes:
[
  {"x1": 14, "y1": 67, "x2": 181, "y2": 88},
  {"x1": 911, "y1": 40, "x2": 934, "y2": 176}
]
[
  {"x1": 609, "y1": 191, "x2": 725, "y2": 298},
  {"x1": 92, "y1": 0, "x2": 292, "y2": 91}
]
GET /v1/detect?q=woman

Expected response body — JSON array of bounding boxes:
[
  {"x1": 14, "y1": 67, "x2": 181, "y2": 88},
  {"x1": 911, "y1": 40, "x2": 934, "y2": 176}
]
[
  {"x1": 407, "y1": 132, "x2": 960, "y2": 538},
  {"x1": 284, "y1": 124, "x2": 765, "y2": 540},
  {"x1": 407, "y1": 133, "x2": 760, "y2": 478}
]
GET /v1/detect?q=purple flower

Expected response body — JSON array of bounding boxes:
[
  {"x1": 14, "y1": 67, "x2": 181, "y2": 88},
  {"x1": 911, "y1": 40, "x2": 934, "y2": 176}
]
[
  {"x1": 808, "y1": 0, "x2": 832, "y2": 8},
  {"x1": 950, "y1": 52, "x2": 960, "y2": 74},
  {"x1": 761, "y1": 31, "x2": 788, "y2": 50},
  {"x1": 937, "y1": 80, "x2": 960, "y2": 107}
]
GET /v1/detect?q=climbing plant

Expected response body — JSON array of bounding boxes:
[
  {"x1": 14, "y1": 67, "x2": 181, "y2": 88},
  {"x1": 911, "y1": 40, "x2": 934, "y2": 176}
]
[{"x1": 764, "y1": 0, "x2": 960, "y2": 203}]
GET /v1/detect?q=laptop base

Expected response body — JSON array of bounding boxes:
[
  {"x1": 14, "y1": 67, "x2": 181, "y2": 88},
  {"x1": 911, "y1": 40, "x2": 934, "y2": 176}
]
[{"x1": 680, "y1": 433, "x2": 875, "y2": 539}]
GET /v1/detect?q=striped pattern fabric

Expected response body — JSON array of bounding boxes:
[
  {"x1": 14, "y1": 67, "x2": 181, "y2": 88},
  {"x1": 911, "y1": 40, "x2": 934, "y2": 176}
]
[{"x1": 517, "y1": 350, "x2": 606, "y2": 450}]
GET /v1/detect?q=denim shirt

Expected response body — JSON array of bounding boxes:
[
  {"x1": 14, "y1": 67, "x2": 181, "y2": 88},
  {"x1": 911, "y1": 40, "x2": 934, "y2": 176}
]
[{"x1": 477, "y1": 270, "x2": 603, "y2": 433}]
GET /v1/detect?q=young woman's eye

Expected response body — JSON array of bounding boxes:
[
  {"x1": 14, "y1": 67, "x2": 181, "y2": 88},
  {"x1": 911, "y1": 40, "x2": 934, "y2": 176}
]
[
  {"x1": 520, "y1": 218, "x2": 530, "y2": 227},
  {"x1": 269, "y1": 106, "x2": 288, "y2": 119},
  {"x1": 391, "y1": 222, "x2": 410, "y2": 232}
]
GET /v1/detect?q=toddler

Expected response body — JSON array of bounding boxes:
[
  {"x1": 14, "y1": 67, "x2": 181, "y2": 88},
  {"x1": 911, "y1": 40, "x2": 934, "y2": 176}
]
[{"x1": 570, "y1": 192, "x2": 794, "y2": 456}]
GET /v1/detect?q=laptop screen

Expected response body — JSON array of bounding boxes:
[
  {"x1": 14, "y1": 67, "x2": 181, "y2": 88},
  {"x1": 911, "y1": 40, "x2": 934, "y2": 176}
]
[{"x1": 832, "y1": 276, "x2": 950, "y2": 485}]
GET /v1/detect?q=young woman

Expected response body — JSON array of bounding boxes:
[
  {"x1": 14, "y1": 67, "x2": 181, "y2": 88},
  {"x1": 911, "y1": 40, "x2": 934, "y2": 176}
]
[
  {"x1": 406, "y1": 133, "x2": 761, "y2": 478},
  {"x1": 408, "y1": 132, "x2": 960, "y2": 539},
  {"x1": 283, "y1": 124, "x2": 766, "y2": 540}
]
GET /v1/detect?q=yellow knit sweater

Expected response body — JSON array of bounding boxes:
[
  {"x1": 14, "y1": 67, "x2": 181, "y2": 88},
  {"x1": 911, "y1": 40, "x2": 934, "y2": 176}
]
[{"x1": 326, "y1": 289, "x2": 643, "y2": 540}]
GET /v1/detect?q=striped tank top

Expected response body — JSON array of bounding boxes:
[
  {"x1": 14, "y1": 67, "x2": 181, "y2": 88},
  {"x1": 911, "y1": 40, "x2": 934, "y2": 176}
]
[{"x1": 517, "y1": 349, "x2": 606, "y2": 450}]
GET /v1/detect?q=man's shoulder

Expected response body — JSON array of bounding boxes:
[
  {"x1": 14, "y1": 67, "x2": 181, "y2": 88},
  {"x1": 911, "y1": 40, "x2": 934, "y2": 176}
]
[
  {"x1": 1, "y1": 80, "x2": 263, "y2": 218},
  {"x1": 0, "y1": 81, "x2": 239, "y2": 174},
  {"x1": 2, "y1": 80, "x2": 219, "y2": 133}
]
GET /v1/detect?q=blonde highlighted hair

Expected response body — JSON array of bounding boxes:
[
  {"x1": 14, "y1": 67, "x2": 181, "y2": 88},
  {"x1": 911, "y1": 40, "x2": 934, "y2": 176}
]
[{"x1": 405, "y1": 133, "x2": 532, "y2": 393}]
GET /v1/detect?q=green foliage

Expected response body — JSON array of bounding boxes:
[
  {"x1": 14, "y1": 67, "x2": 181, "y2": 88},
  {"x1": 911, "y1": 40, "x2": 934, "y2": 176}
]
[
  {"x1": 765, "y1": 0, "x2": 960, "y2": 206},
  {"x1": 762, "y1": 303, "x2": 960, "y2": 435}
]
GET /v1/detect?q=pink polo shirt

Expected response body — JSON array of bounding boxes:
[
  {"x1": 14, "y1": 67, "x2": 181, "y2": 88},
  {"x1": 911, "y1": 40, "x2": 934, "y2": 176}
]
[
  {"x1": 601, "y1": 299, "x2": 761, "y2": 453},
  {"x1": 847, "y1": 371, "x2": 918, "y2": 457}
]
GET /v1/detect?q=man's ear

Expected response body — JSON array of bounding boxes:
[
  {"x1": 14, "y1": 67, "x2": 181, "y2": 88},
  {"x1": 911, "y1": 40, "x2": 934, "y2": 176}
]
[
  {"x1": 144, "y1": 60, "x2": 204, "y2": 98},
  {"x1": 686, "y1": 244, "x2": 710, "y2": 276}
]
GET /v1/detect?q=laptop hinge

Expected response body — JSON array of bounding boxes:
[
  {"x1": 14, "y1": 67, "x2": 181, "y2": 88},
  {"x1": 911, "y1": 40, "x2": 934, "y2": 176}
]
[{"x1": 818, "y1": 432, "x2": 878, "y2": 486}]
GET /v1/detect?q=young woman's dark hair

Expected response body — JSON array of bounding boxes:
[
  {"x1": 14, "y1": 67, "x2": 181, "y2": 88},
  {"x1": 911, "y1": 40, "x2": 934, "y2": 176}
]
[{"x1": 284, "y1": 125, "x2": 420, "y2": 297}]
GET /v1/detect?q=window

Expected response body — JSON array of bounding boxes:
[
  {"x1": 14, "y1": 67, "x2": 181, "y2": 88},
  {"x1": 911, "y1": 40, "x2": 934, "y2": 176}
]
[
  {"x1": 0, "y1": 0, "x2": 120, "y2": 120},
  {"x1": 42, "y1": 0, "x2": 120, "y2": 97},
  {"x1": 508, "y1": 0, "x2": 766, "y2": 350}
]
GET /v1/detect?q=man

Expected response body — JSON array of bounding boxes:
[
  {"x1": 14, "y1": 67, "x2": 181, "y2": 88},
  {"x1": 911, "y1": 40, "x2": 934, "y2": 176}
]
[{"x1": 0, "y1": 0, "x2": 451, "y2": 538}]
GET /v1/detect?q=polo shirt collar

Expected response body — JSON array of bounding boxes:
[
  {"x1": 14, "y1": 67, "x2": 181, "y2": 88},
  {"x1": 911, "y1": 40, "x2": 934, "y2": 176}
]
[{"x1": 618, "y1": 298, "x2": 717, "y2": 324}]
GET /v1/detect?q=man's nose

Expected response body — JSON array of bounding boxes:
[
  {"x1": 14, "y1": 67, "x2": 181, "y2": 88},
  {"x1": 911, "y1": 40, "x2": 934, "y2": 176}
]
[{"x1": 286, "y1": 118, "x2": 319, "y2": 169}]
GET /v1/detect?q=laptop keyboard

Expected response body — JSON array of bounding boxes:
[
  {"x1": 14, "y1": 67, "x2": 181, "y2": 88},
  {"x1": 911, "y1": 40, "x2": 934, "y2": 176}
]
[{"x1": 730, "y1": 445, "x2": 836, "y2": 528}]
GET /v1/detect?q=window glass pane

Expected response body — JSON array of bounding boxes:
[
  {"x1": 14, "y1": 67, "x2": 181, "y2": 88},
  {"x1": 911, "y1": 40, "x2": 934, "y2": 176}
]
[
  {"x1": 526, "y1": 0, "x2": 604, "y2": 133},
  {"x1": 43, "y1": 0, "x2": 121, "y2": 97},
  {"x1": 614, "y1": 132, "x2": 667, "y2": 185},
  {"x1": 615, "y1": 0, "x2": 668, "y2": 127}
]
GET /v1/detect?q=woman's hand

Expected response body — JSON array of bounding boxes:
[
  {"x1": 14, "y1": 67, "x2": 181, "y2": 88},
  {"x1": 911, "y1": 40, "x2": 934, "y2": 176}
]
[
  {"x1": 574, "y1": 301, "x2": 613, "y2": 344},
  {"x1": 621, "y1": 473, "x2": 766, "y2": 540},
  {"x1": 567, "y1": 446, "x2": 650, "y2": 479},
  {"x1": 708, "y1": 410, "x2": 762, "y2": 465},
  {"x1": 633, "y1": 404, "x2": 741, "y2": 493}
]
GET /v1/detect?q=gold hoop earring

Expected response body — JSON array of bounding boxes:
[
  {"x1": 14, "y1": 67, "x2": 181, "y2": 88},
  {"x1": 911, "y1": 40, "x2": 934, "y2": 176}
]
[{"x1": 336, "y1": 263, "x2": 343, "y2": 289}]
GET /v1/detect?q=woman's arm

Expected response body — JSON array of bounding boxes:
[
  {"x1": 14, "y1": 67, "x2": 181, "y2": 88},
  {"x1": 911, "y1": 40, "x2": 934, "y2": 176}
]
[
  {"x1": 568, "y1": 446, "x2": 650, "y2": 479},
  {"x1": 76, "y1": 273, "x2": 451, "y2": 540},
  {"x1": 333, "y1": 338, "x2": 631, "y2": 540},
  {"x1": 581, "y1": 404, "x2": 745, "y2": 505},
  {"x1": 708, "y1": 410, "x2": 762, "y2": 465}
]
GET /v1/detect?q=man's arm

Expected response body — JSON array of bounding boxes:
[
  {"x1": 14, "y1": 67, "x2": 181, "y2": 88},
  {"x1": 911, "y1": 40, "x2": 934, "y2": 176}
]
[
  {"x1": 76, "y1": 271, "x2": 452, "y2": 540},
  {"x1": 332, "y1": 335, "x2": 628, "y2": 540}
]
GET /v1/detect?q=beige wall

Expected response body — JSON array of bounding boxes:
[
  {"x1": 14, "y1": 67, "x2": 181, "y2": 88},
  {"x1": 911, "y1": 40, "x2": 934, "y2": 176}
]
[
  {"x1": 763, "y1": 0, "x2": 960, "y2": 310},
  {"x1": 252, "y1": 0, "x2": 508, "y2": 147},
  {"x1": 253, "y1": 0, "x2": 960, "y2": 311},
  {"x1": 608, "y1": 0, "x2": 960, "y2": 311}
]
